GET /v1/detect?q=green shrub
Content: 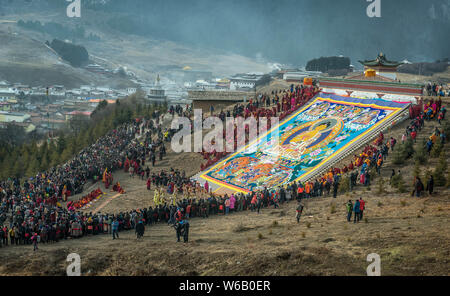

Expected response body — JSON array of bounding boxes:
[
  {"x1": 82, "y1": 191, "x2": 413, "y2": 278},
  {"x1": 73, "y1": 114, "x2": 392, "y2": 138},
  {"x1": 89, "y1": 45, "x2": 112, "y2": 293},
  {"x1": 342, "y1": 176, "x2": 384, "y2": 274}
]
[
  {"x1": 391, "y1": 174, "x2": 407, "y2": 193},
  {"x1": 431, "y1": 141, "x2": 443, "y2": 158},
  {"x1": 433, "y1": 151, "x2": 448, "y2": 186},
  {"x1": 338, "y1": 175, "x2": 350, "y2": 194},
  {"x1": 392, "y1": 146, "x2": 406, "y2": 165},
  {"x1": 391, "y1": 174, "x2": 400, "y2": 188},
  {"x1": 377, "y1": 177, "x2": 386, "y2": 195},
  {"x1": 413, "y1": 163, "x2": 422, "y2": 178},
  {"x1": 393, "y1": 139, "x2": 414, "y2": 164},
  {"x1": 398, "y1": 179, "x2": 407, "y2": 193},
  {"x1": 413, "y1": 139, "x2": 428, "y2": 165},
  {"x1": 404, "y1": 138, "x2": 415, "y2": 158}
]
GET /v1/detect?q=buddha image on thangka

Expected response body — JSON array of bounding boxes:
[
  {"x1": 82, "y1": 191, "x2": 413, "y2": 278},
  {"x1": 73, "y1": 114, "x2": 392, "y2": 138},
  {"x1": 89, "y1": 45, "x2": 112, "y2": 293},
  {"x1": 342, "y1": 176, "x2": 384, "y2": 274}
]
[
  {"x1": 261, "y1": 167, "x2": 292, "y2": 188},
  {"x1": 202, "y1": 94, "x2": 406, "y2": 192},
  {"x1": 263, "y1": 117, "x2": 344, "y2": 161},
  {"x1": 210, "y1": 156, "x2": 293, "y2": 189},
  {"x1": 298, "y1": 101, "x2": 331, "y2": 121},
  {"x1": 326, "y1": 105, "x2": 363, "y2": 119},
  {"x1": 350, "y1": 110, "x2": 381, "y2": 126},
  {"x1": 211, "y1": 156, "x2": 257, "y2": 180},
  {"x1": 234, "y1": 163, "x2": 276, "y2": 187},
  {"x1": 306, "y1": 102, "x2": 330, "y2": 116}
]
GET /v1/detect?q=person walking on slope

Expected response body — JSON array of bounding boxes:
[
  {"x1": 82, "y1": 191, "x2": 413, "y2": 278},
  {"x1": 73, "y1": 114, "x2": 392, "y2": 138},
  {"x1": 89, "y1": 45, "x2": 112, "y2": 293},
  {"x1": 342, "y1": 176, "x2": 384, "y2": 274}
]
[
  {"x1": 175, "y1": 208, "x2": 189, "y2": 243},
  {"x1": 135, "y1": 220, "x2": 145, "y2": 239},
  {"x1": 112, "y1": 218, "x2": 119, "y2": 239},
  {"x1": 415, "y1": 177, "x2": 424, "y2": 197},
  {"x1": 426, "y1": 175, "x2": 434, "y2": 196},
  {"x1": 332, "y1": 181, "x2": 339, "y2": 198},
  {"x1": 346, "y1": 200, "x2": 353, "y2": 222},
  {"x1": 353, "y1": 199, "x2": 361, "y2": 223},
  {"x1": 256, "y1": 194, "x2": 262, "y2": 214},
  {"x1": 31, "y1": 232, "x2": 39, "y2": 251},
  {"x1": 296, "y1": 201, "x2": 304, "y2": 223},
  {"x1": 359, "y1": 198, "x2": 365, "y2": 220}
]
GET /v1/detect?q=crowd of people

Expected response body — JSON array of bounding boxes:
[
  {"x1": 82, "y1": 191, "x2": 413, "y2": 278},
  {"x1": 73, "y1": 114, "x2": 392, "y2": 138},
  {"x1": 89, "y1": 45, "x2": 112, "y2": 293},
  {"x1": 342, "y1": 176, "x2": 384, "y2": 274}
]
[
  {"x1": 345, "y1": 198, "x2": 366, "y2": 223},
  {"x1": 0, "y1": 108, "x2": 180, "y2": 249},
  {"x1": 0, "y1": 82, "x2": 448, "y2": 249},
  {"x1": 412, "y1": 123, "x2": 447, "y2": 197},
  {"x1": 425, "y1": 83, "x2": 450, "y2": 97}
]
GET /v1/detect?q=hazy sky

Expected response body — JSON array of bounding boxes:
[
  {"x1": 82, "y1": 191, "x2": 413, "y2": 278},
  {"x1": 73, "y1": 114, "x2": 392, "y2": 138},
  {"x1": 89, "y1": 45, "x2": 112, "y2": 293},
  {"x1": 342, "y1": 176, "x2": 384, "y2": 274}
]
[{"x1": 3, "y1": 0, "x2": 450, "y2": 67}]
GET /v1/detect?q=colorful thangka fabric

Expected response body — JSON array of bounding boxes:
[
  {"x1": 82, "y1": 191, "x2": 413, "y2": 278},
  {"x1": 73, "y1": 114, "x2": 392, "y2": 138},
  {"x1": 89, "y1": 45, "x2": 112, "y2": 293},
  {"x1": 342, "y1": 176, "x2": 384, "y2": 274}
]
[{"x1": 201, "y1": 93, "x2": 409, "y2": 192}]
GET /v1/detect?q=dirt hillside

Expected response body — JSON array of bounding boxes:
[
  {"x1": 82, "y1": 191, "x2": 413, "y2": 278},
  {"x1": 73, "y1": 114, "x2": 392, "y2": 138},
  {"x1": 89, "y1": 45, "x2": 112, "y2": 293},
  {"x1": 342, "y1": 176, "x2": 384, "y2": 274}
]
[
  {"x1": 0, "y1": 190, "x2": 448, "y2": 276},
  {"x1": 1, "y1": 114, "x2": 449, "y2": 276}
]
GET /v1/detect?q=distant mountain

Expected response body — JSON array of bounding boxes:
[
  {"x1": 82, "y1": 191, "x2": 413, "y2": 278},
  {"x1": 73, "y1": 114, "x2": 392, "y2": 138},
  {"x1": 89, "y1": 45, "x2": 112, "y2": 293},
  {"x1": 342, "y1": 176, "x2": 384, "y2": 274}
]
[
  {"x1": 18, "y1": 0, "x2": 446, "y2": 66},
  {"x1": 0, "y1": 29, "x2": 136, "y2": 88},
  {"x1": 2, "y1": 0, "x2": 448, "y2": 82}
]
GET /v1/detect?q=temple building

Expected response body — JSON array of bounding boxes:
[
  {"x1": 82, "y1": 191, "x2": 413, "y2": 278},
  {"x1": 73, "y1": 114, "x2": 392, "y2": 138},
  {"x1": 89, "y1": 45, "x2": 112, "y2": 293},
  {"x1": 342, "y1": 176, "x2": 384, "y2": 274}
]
[
  {"x1": 359, "y1": 52, "x2": 403, "y2": 73},
  {"x1": 147, "y1": 74, "x2": 167, "y2": 105},
  {"x1": 358, "y1": 52, "x2": 404, "y2": 81},
  {"x1": 318, "y1": 53, "x2": 423, "y2": 103}
]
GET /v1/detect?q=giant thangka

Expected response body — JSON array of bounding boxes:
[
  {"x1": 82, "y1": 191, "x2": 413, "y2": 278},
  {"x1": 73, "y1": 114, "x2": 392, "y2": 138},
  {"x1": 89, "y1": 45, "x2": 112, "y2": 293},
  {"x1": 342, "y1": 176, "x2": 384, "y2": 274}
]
[{"x1": 201, "y1": 93, "x2": 409, "y2": 192}]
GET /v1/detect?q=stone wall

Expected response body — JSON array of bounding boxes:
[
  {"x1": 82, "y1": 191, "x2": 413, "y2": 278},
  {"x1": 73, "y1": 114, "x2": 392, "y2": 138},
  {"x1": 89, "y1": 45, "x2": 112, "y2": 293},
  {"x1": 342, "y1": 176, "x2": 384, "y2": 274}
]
[
  {"x1": 192, "y1": 100, "x2": 237, "y2": 113},
  {"x1": 188, "y1": 90, "x2": 252, "y2": 102},
  {"x1": 189, "y1": 90, "x2": 253, "y2": 113}
]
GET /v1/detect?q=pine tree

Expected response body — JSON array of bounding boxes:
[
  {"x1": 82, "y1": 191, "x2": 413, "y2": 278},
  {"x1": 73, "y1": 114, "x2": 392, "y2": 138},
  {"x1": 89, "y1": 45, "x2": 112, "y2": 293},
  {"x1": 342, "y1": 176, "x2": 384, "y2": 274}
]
[
  {"x1": 377, "y1": 177, "x2": 386, "y2": 195},
  {"x1": 60, "y1": 147, "x2": 73, "y2": 163},
  {"x1": 413, "y1": 162, "x2": 421, "y2": 179},
  {"x1": 338, "y1": 175, "x2": 349, "y2": 194},
  {"x1": 433, "y1": 150, "x2": 448, "y2": 186},
  {"x1": 431, "y1": 140, "x2": 443, "y2": 158},
  {"x1": 57, "y1": 136, "x2": 67, "y2": 154},
  {"x1": 404, "y1": 138, "x2": 415, "y2": 158},
  {"x1": 446, "y1": 171, "x2": 450, "y2": 188},
  {"x1": 12, "y1": 155, "x2": 25, "y2": 178},
  {"x1": 397, "y1": 174, "x2": 407, "y2": 193},
  {"x1": 392, "y1": 144, "x2": 406, "y2": 165},
  {"x1": 413, "y1": 139, "x2": 428, "y2": 165},
  {"x1": 26, "y1": 158, "x2": 40, "y2": 177},
  {"x1": 39, "y1": 150, "x2": 50, "y2": 172},
  {"x1": 391, "y1": 174, "x2": 407, "y2": 193},
  {"x1": 50, "y1": 149, "x2": 61, "y2": 167}
]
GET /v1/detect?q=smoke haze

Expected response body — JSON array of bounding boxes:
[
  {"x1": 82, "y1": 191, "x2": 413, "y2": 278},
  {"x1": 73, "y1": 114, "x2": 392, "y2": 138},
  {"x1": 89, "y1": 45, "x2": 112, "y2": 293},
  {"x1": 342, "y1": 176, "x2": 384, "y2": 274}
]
[{"x1": 1, "y1": 0, "x2": 449, "y2": 67}]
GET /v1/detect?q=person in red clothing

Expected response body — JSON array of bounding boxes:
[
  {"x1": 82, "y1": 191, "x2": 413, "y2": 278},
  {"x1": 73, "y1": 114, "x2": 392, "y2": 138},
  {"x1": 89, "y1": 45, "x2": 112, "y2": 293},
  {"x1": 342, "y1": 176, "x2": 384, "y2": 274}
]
[
  {"x1": 204, "y1": 181, "x2": 209, "y2": 193},
  {"x1": 359, "y1": 198, "x2": 365, "y2": 220},
  {"x1": 31, "y1": 233, "x2": 39, "y2": 251},
  {"x1": 250, "y1": 194, "x2": 257, "y2": 212},
  {"x1": 411, "y1": 130, "x2": 417, "y2": 143},
  {"x1": 186, "y1": 203, "x2": 191, "y2": 218}
]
